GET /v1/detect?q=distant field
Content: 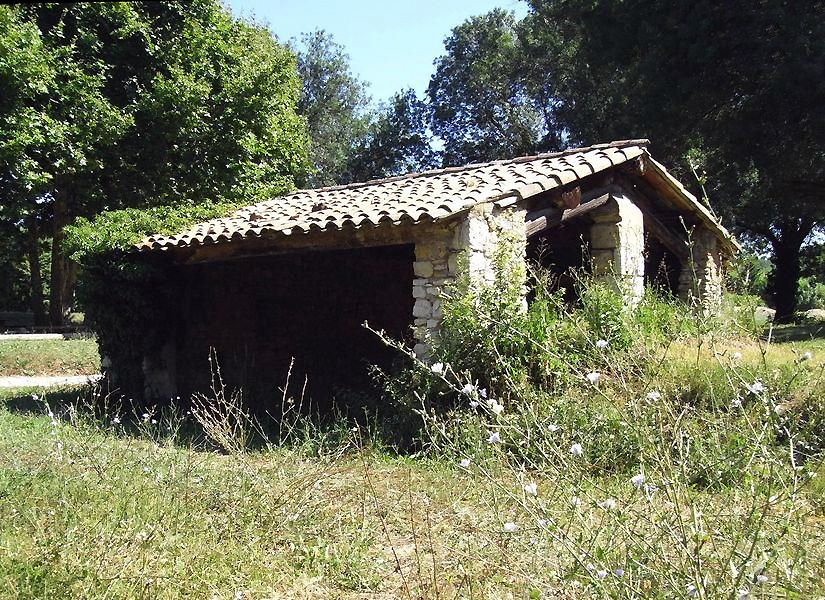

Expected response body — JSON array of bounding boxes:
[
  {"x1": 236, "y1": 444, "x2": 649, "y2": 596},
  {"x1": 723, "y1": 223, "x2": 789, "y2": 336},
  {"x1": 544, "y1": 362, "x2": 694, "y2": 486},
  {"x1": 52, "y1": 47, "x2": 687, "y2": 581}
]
[{"x1": 0, "y1": 338, "x2": 100, "y2": 377}]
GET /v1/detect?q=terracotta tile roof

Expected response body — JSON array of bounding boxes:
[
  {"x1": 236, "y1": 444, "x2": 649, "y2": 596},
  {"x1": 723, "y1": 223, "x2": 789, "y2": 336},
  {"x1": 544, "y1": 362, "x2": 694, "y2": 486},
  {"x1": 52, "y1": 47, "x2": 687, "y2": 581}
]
[{"x1": 138, "y1": 140, "x2": 652, "y2": 252}]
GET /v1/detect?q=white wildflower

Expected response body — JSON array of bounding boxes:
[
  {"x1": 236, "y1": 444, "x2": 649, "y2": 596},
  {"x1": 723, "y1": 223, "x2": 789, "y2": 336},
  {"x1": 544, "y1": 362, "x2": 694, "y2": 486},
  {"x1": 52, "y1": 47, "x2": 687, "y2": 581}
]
[
  {"x1": 737, "y1": 589, "x2": 750, "y2": 600},
  {"x1": 731, "y1": 397, "x2": 742, "y2": 408},
  {"x1": 487, "y1": 431, "x2": 501, "y2": 444},
  {"x1": 756, "y1": 575, "x2": 768, "y2": 584},
  {"x1": 479, "y1": 388, "x2": 488, "y2": 399},
  {"x1": 142, "y1": 412, "x2": 150, "y2": 421},
  {"x1": 801, "y1": 351, "x2": 812, "y2": 361},
  {"x1": 570, "y1": 496, "x2": 582, "y2": 507},
  {"x1": 32, "y1": 394, "x2": 40, "y2": 402},
  {"x1": 569, "y1": 443, "x2": 583, "y2": 457},
  {"x1": 469, "y1": 400, "x2": 479, "y2": 409},
  {"x1": 745, "y1": 380, "x2": 765, "y2": 395},
  {"x1": 596, "y1": 339, "x2": 609, "y2": 349},
  {"x1": 537, "y1": 518, "x2": 547, "y2": 527},
  {"x1": 596, "y1": 569, "x2": 608, "y2": 579},
  {"x1": 430, "y1": 362, "x2": 444, "y2": 374},
  {"x1": 630, "y1": 473, "x2": 645, "y2": 489},
  {"x1": 459, "y1": 458, "x2": 471, "y2": 469},
  {"x1": 687, "y1": 584, "x2": 698, "y2": 597},
  {"x1": 461, "y1": 383, "x2": 475, "y2": 396},
  {"x1": 150, "y1": 419, "x2": 157, "y2": 425},
  {"x1": 112, "y1": 416, "x2": 121, "y2": 425},
  {"x1": 523, "y1": 482, "x2": 538, "y2": 496},
  {"x1": 731, "y1": 351, "x2": 742, "y2": 361},
  {"x1": 599, "y1": 498, "x2": 617, "y2": 511},
  {"x1": 585, "y1": 372, "x2": 602, "y2": 385},
  {"x1": 547, "y1": 423, "x2": 560, "y2": 433},
  {"x1": 503, "y1": 522, "x2": 518, "y2": 532},
  {"x1": 645, "y1": 391, "x2": 661, "y2": 401},
  {"x1": 489, "y1": 399, "x2": 504, "y2": 416},
  {"x1": 614, "y1": 568, "x2": 625, "y2": 577}
]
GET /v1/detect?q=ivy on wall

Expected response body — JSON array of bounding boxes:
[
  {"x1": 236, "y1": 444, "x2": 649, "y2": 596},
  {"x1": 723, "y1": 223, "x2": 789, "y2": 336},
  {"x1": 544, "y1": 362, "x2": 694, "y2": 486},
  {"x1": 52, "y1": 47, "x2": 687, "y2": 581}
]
[{"x1": 66, "y1": 201, "x2": 239, "y2": 400}]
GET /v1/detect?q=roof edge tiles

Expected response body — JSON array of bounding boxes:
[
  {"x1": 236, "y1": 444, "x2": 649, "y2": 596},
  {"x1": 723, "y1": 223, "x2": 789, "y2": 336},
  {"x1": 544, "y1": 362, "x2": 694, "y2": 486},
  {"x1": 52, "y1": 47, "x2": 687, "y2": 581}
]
[{"x1": 136, "y1": 139, "x2": 734, "y2": 253}]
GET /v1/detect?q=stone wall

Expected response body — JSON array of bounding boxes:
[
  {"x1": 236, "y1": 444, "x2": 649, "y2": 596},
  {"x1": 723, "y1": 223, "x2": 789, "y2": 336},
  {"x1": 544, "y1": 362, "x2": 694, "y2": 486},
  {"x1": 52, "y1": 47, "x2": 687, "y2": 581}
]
[
  {"x1": 412, "y1": 204, "x2": 527, "y2": 358},
  {"x1": 589, "y1": 194, "x2": 646, "y2": 306},
  {"x1": 678, "y1": 227, "x2": 723, "y2": 313}
]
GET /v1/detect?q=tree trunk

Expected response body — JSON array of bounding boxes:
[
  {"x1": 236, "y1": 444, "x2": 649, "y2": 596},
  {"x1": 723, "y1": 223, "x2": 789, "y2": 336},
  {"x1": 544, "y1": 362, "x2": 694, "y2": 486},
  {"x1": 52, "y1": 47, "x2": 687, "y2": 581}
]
[
  {"x1": 26, "y1": 217, "x2": 47, "y2": 326},
  {"x1": 769, "y1": 221, "x2": 811, "y2": 322},
  {"x1": 49, "y1": 190, "x2": 67, "y2": 326}
]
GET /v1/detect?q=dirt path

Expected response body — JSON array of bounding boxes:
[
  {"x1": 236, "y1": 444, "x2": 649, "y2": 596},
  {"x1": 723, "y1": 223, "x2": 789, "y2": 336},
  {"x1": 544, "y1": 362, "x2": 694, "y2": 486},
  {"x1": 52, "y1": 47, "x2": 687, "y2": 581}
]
[{"x1": 0, "y1": 374, "x2": 102, "y2": 389}]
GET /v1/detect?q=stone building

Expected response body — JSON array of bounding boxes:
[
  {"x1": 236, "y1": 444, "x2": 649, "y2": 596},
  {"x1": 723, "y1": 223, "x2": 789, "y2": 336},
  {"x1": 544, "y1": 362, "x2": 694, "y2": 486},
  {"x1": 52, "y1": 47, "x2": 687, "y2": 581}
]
[{"x1": 134, "y1": 140, "x2": 736, "y2": 403}]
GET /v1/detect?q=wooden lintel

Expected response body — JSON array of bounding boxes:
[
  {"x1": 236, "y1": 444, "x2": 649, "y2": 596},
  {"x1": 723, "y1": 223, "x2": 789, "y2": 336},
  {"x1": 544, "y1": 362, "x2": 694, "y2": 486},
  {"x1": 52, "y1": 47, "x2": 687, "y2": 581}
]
[{"x1": 526, "y1": 192, "x2": 611, "y2": 238}]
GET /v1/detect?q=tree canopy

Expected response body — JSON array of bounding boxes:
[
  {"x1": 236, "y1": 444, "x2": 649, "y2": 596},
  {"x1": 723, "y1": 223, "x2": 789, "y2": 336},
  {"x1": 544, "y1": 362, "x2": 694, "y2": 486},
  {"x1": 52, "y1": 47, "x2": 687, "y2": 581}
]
[
  {"x1": 0, "y1": 1, "x2": 308, "y2": 323},
  {"x1": 425, "y1": 0, "x2": 824, "y2": 318}
]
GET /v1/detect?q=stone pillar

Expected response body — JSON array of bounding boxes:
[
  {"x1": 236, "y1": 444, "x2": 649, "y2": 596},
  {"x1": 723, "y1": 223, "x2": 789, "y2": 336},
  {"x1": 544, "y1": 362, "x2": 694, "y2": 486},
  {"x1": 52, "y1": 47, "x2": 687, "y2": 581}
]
[
  {"x1": 679, "y1": 227, "x2": 723, "y2": 313},
  {"x1": 589, "y1": 195, "x2": 645, "y2": 306},
  {"x1": 412, "y1": 228, "x2": 454, "y2": 359},
  {"x1": 411, "y1": 204, "x2": 527, "y2": 359},
  {"x1": 142, "y1": 339, "x2": 177, "y2": 400}
]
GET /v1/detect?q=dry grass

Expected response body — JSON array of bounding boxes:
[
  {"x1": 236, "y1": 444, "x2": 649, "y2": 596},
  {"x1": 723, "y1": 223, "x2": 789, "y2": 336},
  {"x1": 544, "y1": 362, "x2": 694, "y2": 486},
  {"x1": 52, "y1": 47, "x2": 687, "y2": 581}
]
[
  {"x1": 0, "y1": 325, "x2": 823, "y2": 598},
  {"x1": 0, "y1": 397, "x2": 823, "y2": 599}
]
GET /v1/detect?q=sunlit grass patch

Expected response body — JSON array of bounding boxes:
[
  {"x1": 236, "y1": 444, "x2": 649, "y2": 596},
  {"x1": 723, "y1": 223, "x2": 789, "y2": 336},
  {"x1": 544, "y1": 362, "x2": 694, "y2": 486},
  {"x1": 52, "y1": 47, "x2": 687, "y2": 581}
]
[{"x1": 0, "y1": 338, "x2": 100, "y2": 376}]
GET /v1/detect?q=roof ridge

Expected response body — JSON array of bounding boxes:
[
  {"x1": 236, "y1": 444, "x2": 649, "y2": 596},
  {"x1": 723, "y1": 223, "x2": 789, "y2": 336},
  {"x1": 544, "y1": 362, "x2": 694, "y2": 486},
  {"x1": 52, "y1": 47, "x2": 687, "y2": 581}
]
[{"x1": 289, "y1": 139, "x2": 650, "y2": 197}]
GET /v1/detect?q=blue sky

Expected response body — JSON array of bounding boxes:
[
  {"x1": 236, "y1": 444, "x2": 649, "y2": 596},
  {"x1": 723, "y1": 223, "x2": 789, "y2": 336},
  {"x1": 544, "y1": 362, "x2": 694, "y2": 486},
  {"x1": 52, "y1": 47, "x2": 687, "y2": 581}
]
[{"x1": 226, "y1": 0, "x2": 528, "y2": 106}]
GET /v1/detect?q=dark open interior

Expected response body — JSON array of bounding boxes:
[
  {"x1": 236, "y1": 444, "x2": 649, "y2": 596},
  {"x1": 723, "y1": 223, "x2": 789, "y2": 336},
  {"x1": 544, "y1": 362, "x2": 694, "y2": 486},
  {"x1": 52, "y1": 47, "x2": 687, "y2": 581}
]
[
  {"x1": 173, "y1": 244, "x2": 415, "y2": 411},
  {"x1": 526, "y1": 219, "x2": 592, "y2": 302}
]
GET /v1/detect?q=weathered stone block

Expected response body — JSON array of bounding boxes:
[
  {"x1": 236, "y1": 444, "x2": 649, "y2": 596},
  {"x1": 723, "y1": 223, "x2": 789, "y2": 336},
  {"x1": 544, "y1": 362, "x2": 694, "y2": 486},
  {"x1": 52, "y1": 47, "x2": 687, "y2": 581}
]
[
  {"x1": 413, "y1": 261, "x2": 434, "y2": 278},
  {"x1": 413, "y1": 298, "x2": 432, "y2": 318}
]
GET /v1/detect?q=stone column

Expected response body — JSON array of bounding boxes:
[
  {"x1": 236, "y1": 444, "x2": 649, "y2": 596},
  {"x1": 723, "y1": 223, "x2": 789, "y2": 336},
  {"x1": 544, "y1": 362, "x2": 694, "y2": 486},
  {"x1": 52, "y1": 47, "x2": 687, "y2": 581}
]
[
  {"x1": 411, "y1": 204, "x2": 527, "y2": 359},
  {"x1": 678, "y1": 227, "x2": 723, "y2": 313},
  {"x1": 142, "y1": 339, "x2": 177, "y2": 400},
  {"x1": 589, "y1": 195, "x2": 645, "y2": 306},
  {"x1": 412, "y1": 228, "x2": 454, "y2": 359}
]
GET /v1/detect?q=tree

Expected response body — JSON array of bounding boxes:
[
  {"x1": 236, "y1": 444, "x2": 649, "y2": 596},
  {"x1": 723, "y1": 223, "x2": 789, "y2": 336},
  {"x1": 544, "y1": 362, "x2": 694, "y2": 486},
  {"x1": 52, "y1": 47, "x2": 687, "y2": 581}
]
[
  {"x1": 427, "y1": 9, "x2": 563, "y2": 166},
  {"x1": 0, "y1": 2, "x2": 307, "y2": 323},
  {"x1": 294, "y1": 30, "x2": 372, "y2": 187},
  {"x1": 344, "y1": 89, "x2": 439, "y2": 182},
  {"x1": 523, "y1": 0, "x2": 825, "y2": 319},
  {"x1": 426, "y1": 2, "x2": 824, "y2": 318}
]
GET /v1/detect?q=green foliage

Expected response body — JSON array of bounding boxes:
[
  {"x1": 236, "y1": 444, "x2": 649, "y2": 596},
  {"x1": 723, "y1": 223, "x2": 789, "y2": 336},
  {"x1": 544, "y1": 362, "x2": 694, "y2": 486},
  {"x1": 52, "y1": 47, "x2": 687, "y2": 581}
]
[
  {"x1": 725, "y1": 251, "x2": 771, "y2": 298},
  {"x1": 65, "y1": 200, "x2": 239, "y2": 262},
  {"x1": 377, "y1": 237, "x2": 825, "y2": 489},
  {"x1": 797, "y1": 277, "x2": 825, "y2": 312},
  {"x1": 294, "y1": 30, "x2": 372, "y2": 187},
  {"x1": 1, "y1": 1, "x2": 308, "y2": 321},
  {"x1": 344, "y1": 89, "x2": 438, "y2": 182},
  {"x1": 427, "y1": 9, "x2": 559, "y2": 166}
]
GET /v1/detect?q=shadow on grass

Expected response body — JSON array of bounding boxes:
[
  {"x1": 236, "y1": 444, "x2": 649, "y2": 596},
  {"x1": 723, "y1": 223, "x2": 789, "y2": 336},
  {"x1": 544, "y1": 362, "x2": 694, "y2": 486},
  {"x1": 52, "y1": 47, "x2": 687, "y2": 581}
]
[
  {"x1": 766, "y1": 321, "x2": 825, "y2": 343},
  {"x1": 0, "y1": 383, "x2": 414, "y2": 456},
  {"x1": 0, "y1": 384, "x2": 211, "y2": 448}
]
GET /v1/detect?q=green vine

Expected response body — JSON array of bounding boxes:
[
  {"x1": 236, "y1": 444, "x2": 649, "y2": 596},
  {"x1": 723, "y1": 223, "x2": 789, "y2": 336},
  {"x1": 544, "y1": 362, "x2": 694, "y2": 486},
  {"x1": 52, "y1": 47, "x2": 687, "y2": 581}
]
[{"x1": 66, "y1": 201, "x2": 240, "y2": 400}]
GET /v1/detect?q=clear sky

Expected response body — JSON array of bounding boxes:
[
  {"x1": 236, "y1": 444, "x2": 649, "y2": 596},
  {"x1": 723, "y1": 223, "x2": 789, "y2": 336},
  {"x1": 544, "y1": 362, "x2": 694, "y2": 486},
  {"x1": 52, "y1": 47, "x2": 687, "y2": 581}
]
[{"x1": 226, "y1": 0, "x2": 528, "y2": 106}]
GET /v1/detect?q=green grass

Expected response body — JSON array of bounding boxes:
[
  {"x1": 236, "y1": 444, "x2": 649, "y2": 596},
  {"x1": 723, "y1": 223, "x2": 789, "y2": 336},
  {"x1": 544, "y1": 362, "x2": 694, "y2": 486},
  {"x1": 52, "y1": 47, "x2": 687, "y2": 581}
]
[
  {"x1": 0, "y1": 338, "x2": 99, "y2": 377},
  {"x1": 0, "y1": 332, "x2": 824, "y2": 599},
  {"x1": 1, "y1": 279, "x2": 824, "y2": 599}
]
